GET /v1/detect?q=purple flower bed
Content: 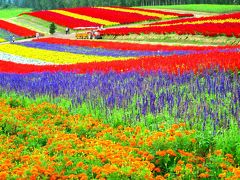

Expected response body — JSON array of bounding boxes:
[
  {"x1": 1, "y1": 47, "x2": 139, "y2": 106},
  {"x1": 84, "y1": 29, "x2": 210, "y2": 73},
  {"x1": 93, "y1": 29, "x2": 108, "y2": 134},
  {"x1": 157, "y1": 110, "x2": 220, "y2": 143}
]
[{"x1": 0, "y1": 70, "x2": 239, "y2": 133}]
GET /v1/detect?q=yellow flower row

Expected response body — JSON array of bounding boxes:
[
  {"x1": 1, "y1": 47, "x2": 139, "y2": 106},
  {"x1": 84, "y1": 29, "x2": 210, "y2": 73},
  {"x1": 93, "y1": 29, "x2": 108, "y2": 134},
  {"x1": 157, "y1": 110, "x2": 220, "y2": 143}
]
[
  {"x1": 50, "y1": 10, "x2": 119, "y2": 26},
  {"x1": 0, "y1": 38, "x2": 5, "y2": 43},
  {"x1": 98, "y1": 7, "x2": 176, "y2": 19},
  {"x1": 0, "y1": 44, "x2": 133, "y2": 64}
]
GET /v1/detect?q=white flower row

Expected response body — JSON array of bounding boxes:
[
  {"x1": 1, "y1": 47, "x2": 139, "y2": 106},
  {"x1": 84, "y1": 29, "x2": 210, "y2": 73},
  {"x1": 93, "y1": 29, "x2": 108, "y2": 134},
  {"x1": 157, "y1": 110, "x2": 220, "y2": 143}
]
[{"x1": 0, "y1": 52, "x2": 55, "y2": 65}]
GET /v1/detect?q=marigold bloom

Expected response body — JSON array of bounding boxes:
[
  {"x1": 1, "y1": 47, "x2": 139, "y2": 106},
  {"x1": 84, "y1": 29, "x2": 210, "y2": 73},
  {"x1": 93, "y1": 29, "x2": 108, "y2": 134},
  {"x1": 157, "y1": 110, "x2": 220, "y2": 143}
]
[
  {"x1": 168, "y1": 136, "x2": 176, "y2": 141},
  {"x1": 154, "y1": 167, "x2": 161, "y2": 173},
  {"x1": 199, "y1": 173, "x2": 210, "y2": 178},
  {"x1": 156, "y1": 150, "x2": 166, "y2": 157},
  {"x1": 166, "y1": 149, "x2": 176, "y2": 156},
  {"x1": 218, "y1": 173, "x2": 226, "y2": 178},
  {"x1": 186, "y1": 163, "x2": 193, "y2": 169},
  {"x1": 155, "y1": 175, "x2": 165, "y2": 180},
  {"x1": 225, "y1": 154, "x2": 233, "y2": 159},
  {"x1": 66, "y1": 161, "x2": 73, "y2": 166},
  {"x1": 214, "y1": 150, "x2": 222, "y2": 156},
  {"x1": 174, "y1": 165, "x2": 182, "y2": 173},
  {"x1": 177, "y1": 160, "x2": 184, "y2": 165}
]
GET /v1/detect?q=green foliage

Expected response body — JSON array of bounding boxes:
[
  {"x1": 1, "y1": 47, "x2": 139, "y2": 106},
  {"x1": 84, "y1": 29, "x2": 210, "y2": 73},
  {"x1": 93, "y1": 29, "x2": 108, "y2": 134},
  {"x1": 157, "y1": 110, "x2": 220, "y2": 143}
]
[
  {"x1": 0, "y1": 8, "x2": 31, "y2": 19},
  {"x1": 49, "y1": 22, "x2": 56, "y2": 34},
  {"x1": 140, "y1": 4, "x2": 240, "y2": 13}
]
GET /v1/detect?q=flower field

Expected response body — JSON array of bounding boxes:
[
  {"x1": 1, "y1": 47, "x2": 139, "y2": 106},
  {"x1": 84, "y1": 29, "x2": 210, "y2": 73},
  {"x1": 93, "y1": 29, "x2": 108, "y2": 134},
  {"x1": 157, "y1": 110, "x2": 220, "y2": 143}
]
[
  {"x1": 0, "y1": 19, "x2": 37, "y2": 38},
  {"x1": 101, "y1": 12, "x2": 240, "y2": 37},
  {"x1": 21, "y1": 7, "x2": 193, "y2": 28},
  {"x1": 0, "y1": 38, "x2": 239, "y2": 73},
  {"x1": 0, "y1": 6, "x2": 240, "y2": 179}
]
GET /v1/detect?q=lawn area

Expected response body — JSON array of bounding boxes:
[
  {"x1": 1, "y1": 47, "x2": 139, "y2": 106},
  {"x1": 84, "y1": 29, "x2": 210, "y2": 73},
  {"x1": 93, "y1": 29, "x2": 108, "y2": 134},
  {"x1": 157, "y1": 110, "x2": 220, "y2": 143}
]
[
  {"x1": 0, "y1": 8, "x2": 32, "y2": 19},
  {"x1": 139, "y1": 4, "x2": 240, "y2": 13}
]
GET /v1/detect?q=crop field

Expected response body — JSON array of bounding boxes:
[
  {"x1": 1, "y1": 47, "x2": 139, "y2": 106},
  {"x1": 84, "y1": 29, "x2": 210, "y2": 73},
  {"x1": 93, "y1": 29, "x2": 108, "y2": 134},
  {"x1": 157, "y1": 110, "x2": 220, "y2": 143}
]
[
  {"x1": 101, "y1": 12, "x2": 240, "y2": 37},
  {"x1": 0, "y1": 8, "x2": 31, "y2": 19},
  {"x1": 140, "y1": 4, "x2": 240, "y2": 13},
  {"x1": 0, "y1": 5, "x2": 240, "y2": 180}
]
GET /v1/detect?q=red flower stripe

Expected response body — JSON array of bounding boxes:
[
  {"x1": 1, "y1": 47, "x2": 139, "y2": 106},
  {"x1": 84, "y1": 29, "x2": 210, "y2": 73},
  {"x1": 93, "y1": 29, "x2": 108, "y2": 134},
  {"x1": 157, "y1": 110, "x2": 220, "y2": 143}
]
[
  {"x1": 33, "y1": 37, "x2": 239, "y2": 51},
  {"x1": 63, "y1": 7, "x2": 158, "y2": 24},
  {"x1": 115, "y1": 6, "x2": 193, "y2": 17},
  {"x1": 22, "y1": 11, "x2": 101, "y2": 28},
  {"x1": 0, "y1": 19, "x2": 36, "y2": 37},
  {"x1": 1, "y1": 51, "x2": 239, "y2": 74},
  {"x1": 101, "y1": 22, "x2": 240, "y2": 37},
  {"x1": 150, "y1": 12, "x2": 240, "y2": 26}
]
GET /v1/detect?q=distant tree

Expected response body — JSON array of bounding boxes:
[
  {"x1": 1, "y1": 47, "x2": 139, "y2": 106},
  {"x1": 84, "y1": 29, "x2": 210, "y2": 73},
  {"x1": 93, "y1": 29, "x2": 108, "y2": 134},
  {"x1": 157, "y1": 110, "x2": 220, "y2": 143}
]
[{"x1": 49, "y1": 23, "x2": 56, "y2": 34}]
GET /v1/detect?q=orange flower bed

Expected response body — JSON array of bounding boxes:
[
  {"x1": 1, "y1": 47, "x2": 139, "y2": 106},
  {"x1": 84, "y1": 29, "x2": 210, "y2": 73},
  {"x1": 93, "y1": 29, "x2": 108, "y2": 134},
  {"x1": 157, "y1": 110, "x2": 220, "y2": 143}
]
[{"x1": 0, "y1": 98, "x2": 239, "y2": 179}]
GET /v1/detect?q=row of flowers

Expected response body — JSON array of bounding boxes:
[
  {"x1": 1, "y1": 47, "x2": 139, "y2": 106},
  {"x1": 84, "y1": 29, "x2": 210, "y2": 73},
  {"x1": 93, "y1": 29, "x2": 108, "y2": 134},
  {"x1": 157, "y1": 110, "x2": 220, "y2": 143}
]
[
  {"x1": 0, "y1": 19, "x2": 37, "y2": 38},
  {"x1": 0, "y1": 38, "x2": 5, "y2": 42},
  {"x1": 101, "y1": 22, "x2": 240, "y2": 37},
  {"x1": 0, "y1": 50, "x2": 239, "y2": 74},
  {"x1": 34, "y1": 37, "x2": 239, "y2": 51},
  {"x1": 0, "y1": 96, "x2": 239, "y2": 179},
  {"x1": 0, "y1": 44, "x2": 132, "y2": 65},
  {"x1": 149, "y1": 12, "x2": 240, "y2": 26},
  {"x1": 21, "y1": 6, "x2": 193, "y2": 28},
  {"x1": 61, "y1": 7, "x2": 169, "y2": 25},
  {"x1": 16, "y1": 41, "x2": 203, "y2": 57},
  {"x1": 49, "y1": 9, "x2": 119, "y2": 26},
  {"x1": 101, "y1": 12, "x2": 240, "y2": 37},
  {"x1": 21, "y1": 11, "x2": 102, "y2": 29},
  {"x1": 113, "y1": 6, "x2": 193, "y2": 17}
]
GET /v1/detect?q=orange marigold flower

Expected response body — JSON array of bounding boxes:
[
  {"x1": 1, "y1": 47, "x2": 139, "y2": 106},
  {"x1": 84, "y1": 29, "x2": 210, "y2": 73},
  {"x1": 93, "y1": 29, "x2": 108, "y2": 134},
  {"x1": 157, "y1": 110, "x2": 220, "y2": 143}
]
[
  {"x1": 191, "y1": 138, "x2": 197, "y2": 143},
  {"x1": 77, "y1": 162, "x2": 84, "y2": 167},
  {"x1": 177, "y1": 160, "x2": 184, "y2": 165},
  {"x1": 66, "y1": 161, "x2": 73, "y2": 167},
  {"x1": 220, "y1": 163, "x2": 227, "y2": 169},
  {"x1": 197, "y1": 164, "x2": 203, "y2": 168},
  {"x1": 168, "y1": 136, "x2": 176, "y2": 141},
  {"x1": 154, "y1": 167, "x2": 161, "y2": 173},
  {"x1": 156, "y1": 150, "x2": 166, "y2": 157},
  {"x1": 146, "y1": 154, "x2": 155, "y2": 161},
  {"x1": 166, "y1": 149, "x2": 176, "y2": 156},
  {"x1": 175, "y1": 132, "x2": 182, "y2": 137},
  {"x1": 225, "y1": 154, "x2": 233, "y2": 159},
  {"x1": 218, "y1": 173, "x2": 226, "y2": 178},
  {"x1": 147, "y1": 141, "x2": 153, "y2": 147},
  {"x1": 179, "y1": 122, "x2": 186, "y2": 127},
  {"x1": 164, "y1": 173, "x2": 170, "y2": 178},
  {"x1": 199, "y1": 173, "x2": 210, "y2": 178},
  {"x1": 174, "y1": 165, "x2": 182, "y2": 173},
  {"x1": 214, "y1": 150, "x2": 222, "y2": 156},
  {"x1": 172, "y1": 124, "x2": 179, "y2": 130},
  {"x1": 155, "y1": 175, "x2": 165, "y2": 180},
  {"x1": 186, "y1": 163, "x2": 193, "y2": 169}
]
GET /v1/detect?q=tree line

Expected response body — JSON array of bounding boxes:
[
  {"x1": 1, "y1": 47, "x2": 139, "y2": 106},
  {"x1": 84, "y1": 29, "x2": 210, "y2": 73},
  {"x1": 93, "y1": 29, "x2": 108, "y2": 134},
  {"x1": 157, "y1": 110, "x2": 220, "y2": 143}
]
[{"x1": 0, "y1": 0, "x2": 239, "y2": 10}]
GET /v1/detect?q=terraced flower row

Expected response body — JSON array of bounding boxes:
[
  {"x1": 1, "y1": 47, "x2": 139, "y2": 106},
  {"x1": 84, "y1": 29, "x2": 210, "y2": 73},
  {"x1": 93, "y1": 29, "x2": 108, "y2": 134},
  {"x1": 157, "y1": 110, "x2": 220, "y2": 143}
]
[
  {"x1": 0, "y1": 38, "x2": 239, "y2": 73},
  {"x1": 0, "y1": 19, "x2": 37, "y2": 38},
  {"x1": 101, "y1": 12, "x2": 240, "y2": 37},
  {"x1": 21, "y1": 7, "x2": 193, "y2": 28}
]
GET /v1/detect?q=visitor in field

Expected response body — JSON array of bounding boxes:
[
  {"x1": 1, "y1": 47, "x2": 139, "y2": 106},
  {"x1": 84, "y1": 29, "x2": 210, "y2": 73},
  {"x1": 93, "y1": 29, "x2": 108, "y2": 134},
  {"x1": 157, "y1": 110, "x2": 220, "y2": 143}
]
[
  {"x1": 36, "y1": 32, "x2": 40, "y2": 39},
  {"x1": 12, "y1": 35, "x2": 15, "y2": 43},
  {"x1": 66, "y1": 27, "x2": 70, "y2": 34}
]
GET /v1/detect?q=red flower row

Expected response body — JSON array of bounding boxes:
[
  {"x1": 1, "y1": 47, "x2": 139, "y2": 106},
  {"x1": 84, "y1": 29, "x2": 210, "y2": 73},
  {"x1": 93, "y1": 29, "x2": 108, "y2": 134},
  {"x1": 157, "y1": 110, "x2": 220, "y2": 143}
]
[
  {"x1": 22, "y1": 11, "x2": 102, "y2": 28},
  {"x1": 117, "y1": 6, "x2": 193, "y2": 17},
  {"x1": 0, "y1": 20, "x2": 36, "y2": 37},
  {"x1": 1, "y1": 51, "x2": 239, "y2": 74},
  {"x1": 63, "y1": 7, "x2": 159, "y2": 24},
  {"x1": 101, "y1": 22, "x2": 240, "y2": 37},
  {"x1": 150, "y1": 12, "x2": 240, "y2": 26},
  {"x1": 34, "y1": 37, "x2": 238, "y2": 51}
]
